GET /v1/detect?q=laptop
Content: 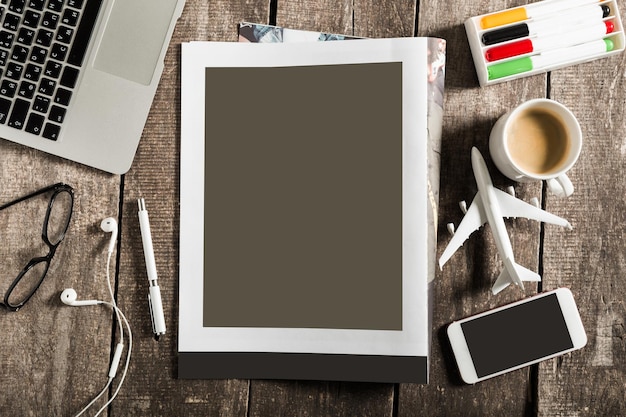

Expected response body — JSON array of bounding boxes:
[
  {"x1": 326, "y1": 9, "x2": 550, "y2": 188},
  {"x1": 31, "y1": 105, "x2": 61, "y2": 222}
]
[{"x1": 0, "y1": 0, "x2": 186, "y2": 174}]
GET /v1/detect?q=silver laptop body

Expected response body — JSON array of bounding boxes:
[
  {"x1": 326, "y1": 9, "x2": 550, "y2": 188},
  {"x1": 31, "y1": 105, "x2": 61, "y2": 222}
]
[{"x1": 0, "y1": 0, "x2": 186, "y2": 174}]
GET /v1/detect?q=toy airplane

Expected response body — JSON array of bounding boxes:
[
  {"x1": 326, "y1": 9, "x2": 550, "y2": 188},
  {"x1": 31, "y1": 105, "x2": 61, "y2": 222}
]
[{"x1": 439, "y1": 147, "x2": 572, "y2": 294}]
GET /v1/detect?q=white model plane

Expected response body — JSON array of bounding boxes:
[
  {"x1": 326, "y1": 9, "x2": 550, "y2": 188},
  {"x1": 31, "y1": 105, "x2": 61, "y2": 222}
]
[{"x1": 439, "y1": 147, "x2": 572, "y2": 294}]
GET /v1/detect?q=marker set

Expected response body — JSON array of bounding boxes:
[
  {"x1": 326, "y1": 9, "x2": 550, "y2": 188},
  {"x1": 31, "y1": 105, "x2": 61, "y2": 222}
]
[{"x1": 465, "y1": 0, "x2": 625, "y2": 86}]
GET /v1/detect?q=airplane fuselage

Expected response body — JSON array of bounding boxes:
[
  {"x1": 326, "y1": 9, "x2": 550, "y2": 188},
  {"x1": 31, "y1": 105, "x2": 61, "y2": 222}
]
[{"x1": 471, "y1": 148, "x2": 515, "y2": 262}]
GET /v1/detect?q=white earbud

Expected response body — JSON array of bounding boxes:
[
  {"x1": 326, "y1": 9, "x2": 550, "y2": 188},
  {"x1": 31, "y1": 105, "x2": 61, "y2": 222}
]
[
  {"x1": 60, "y1": 288, "x2": 101, "y2": 306},
  {"x1": 100, "y1": 217, "x2": 118, "y2": 254}
]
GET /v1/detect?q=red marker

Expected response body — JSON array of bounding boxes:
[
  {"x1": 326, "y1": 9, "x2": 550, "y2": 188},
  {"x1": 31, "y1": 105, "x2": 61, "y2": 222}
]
[{"x1": 485, "y1": 20, "x2": 614, "y2": 62}]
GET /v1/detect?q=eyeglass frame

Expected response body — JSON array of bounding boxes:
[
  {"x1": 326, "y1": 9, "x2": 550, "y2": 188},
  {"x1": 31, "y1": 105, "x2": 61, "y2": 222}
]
[{"x1": 0, "y1": 183, "x2": 74, "y2": 311}]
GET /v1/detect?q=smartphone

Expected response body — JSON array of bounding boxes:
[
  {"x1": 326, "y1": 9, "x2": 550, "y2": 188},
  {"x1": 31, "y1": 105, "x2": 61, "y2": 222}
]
[{"x1": 447, "y1": 288, "x2": 587, "y2": 384}]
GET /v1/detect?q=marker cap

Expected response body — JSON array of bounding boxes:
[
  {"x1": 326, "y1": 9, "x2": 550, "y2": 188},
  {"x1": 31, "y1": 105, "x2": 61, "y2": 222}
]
[
  {"x1": 482, "y1": 23, "x2": 530, "y2": 45},
  {"x1": 488, "y1": 57, "x2": 533, "y2": 80},
  {"x1": 486, "y1": 39, "x2": 534, "y2": 62},
  {"x1": 480, "y1": 7, "x2": 528, "y2": 29}
]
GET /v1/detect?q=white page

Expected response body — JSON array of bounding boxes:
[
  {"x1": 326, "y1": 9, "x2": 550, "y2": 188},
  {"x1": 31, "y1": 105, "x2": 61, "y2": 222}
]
[{"x1": 180, "y1": 38, "x2": 430, "y2": 357}]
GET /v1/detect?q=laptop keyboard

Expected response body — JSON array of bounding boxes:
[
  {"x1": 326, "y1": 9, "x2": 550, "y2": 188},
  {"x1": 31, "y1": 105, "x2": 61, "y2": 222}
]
[{"x1": 0, "y1": 0, "x2": 102, "y2": 141}]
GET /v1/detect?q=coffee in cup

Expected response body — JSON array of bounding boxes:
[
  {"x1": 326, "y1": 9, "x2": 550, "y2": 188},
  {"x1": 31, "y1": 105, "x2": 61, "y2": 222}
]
[{"x1": 489, "y1": 99, "x2": 582, "y2": 197}]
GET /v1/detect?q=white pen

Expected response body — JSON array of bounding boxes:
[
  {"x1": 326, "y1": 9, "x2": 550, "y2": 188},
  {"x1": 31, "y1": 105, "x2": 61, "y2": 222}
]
[{"x1": 138, "y1": 198, "x2": 167, "y2": 339}]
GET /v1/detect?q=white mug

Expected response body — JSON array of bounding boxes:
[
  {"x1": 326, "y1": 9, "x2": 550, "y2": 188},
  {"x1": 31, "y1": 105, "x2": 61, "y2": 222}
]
[{"x1": 489, "y1": 99, "x2": 582, "y2": 197}]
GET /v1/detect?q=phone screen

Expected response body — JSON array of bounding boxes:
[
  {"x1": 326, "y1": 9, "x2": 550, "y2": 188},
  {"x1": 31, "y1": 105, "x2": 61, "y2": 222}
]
[{"x1": 461, "y1": 293, "x2": 573, "y2": 377}]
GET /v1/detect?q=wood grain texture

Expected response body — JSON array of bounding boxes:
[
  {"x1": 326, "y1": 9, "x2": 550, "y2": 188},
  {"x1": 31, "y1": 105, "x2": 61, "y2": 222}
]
[
  {"x1": 1, "y1": 0, "x2": 625, "y2": 415},
  {"x1": 538, "y1": 2, "x2": 626, "y2": 413},
  {"x1": 0, "y1": 129, "x2": 120, "y2": 416}
]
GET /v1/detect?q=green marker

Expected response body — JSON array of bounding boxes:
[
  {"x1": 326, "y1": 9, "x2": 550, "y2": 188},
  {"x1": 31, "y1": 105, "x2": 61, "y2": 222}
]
[{"x1": 488, "y1": 38, "x2": 614, "y2": 80}]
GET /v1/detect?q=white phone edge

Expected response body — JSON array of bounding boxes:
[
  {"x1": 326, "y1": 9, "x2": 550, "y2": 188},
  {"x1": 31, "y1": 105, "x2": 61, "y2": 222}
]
[{"x1": 447, "y1": 288, "x2": 587, "y2": 384}]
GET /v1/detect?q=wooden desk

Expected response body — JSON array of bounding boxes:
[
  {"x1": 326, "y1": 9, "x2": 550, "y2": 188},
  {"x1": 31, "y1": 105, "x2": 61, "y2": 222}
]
[{"x1": 1, "y1": 0, "x2": 624, "y2": 415}]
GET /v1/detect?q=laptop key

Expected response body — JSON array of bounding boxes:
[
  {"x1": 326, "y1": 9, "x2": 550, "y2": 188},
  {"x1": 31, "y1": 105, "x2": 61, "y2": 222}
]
[
  {"x1": 17, "y1": 27, "x2": 35, "y2": 45},
  {"x1": 3, "y1": 12, "x2": 20, "y2": 30},
  {"x1": 25, "y1": 112, "x2": 44, "y2": 134},
  {"x1": 8, "y1": 97, "x2": 28, "y2": 128},
  {"x1": 62, "y1": 9, "x2": 79, "y2": 26},
  {"x1": 67, "y1": 0, "x2": 84, "y2": 9},
  {"x1": 18, "y1": 80, "x2": 35, "y2": 98},
  {"x1": 60, "y1": 65, "x2": 78, "y2": 88},
  {"x1": 22, "y1": 10, "x2": 41, "y2": 28},
  {"x1": 48, "y1": 104, "x2": 65, "y2": 123},
  {"x1": 5, "y1": 62, "x2": 22, "y2": 79},
  {"x1": 42, "y1": 121, "x2": 59, "y2": 140},
  {"x1": 55, "y1": 26, "x2": 73, "y2": 44},
  {"x1": 53, "y1": 86, "x2": 70, "y2": 105},
  {"x1": 41, "y1": 11, "x2": 59, "y2": 29},
  {"x1": 0, "y1": 79, "x2": 17, "y2": 97},
  {"x1": 24, "y1": 63, "x2": 42, "y2": 80},
  {"x1": 0, "y1": 96, "x2": 10, "y2": 123},
  {"x1": 8, "y1": 0, "x2": 24, "y2": 13},
  {"x1": 47, "y1": 0, "x2": 63, "y2": 12},
  {"x1": 35, "y1": 28, "x2": 52, "y2": 46},
  {"x1": 37, "y1": 77, "x2": 55, "y2": 95},
  {"x1": 11, "y1": 44, "x2": 28, "y2": 62},
  {"x1": 28, "y1": 0, "x2": 45, "y2": 11},
  {"x1": 0, "y1": 30, "x2": 14, "y2": 47},
  {"x1": 44, "y1": 60, "x2": 61, "y2": 78},
  {"x1": 50, "y1": 43, "x2": 67, "y2": 60},
  {"x1": 67, "y1": 0, "x2": 101, "y2": 66},
  {"x1": 33, "y1": 94, "x2": 49, "y2": 112},
  {"x1": 29, "y1": 45, "x2": 47, "y2": 63}
]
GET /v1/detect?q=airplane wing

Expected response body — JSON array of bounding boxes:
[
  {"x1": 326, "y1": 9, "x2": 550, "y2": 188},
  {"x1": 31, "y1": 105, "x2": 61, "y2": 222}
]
[
  {"x1": 438, "y1": 192, "x2": 487, "y2": 268},
  {"x1": 492, "y1": 188, "x2": 572, "y2": 229}
]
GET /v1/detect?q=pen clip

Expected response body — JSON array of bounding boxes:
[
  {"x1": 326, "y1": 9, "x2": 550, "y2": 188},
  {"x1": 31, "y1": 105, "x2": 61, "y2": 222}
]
[
  {"x1": 147, "y1": 285, "x2": 166, "y2": 336},
  {"x1": 148, "y1": 292, "x2": 157, "y2": 335}
]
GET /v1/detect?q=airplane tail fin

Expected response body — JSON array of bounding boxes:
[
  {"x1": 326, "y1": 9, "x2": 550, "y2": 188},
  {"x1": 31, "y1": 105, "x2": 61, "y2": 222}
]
[{"x1": 492, "y1": 258, "x2": 541, "y2": 294}]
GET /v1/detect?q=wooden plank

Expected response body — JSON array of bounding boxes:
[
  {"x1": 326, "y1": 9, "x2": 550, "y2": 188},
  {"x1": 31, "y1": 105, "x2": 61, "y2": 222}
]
[
  {"x1": 110, "y1": 0, "x2": 270, "y2": 415},
  {"x1": 245, "y1": 1, "x2": 414, "y2": 416},
  {"x1": 538, "y1": 35, "x2": 626, "y2": 415},
  {"x1": 0, "y1": 137, "x2": 120, "y2": 415},
  {"x1": 277, "y1": 0, "x2": 354, "y2": 35},
  {"x1": 399, "y1": 0, "x2": 549, "y2": 415}
]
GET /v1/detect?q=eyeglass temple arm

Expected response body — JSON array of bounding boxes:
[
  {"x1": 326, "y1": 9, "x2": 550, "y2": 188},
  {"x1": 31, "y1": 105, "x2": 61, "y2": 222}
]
[{"x1": 0, "y1": 183, "x2": 73, "y2": 211}]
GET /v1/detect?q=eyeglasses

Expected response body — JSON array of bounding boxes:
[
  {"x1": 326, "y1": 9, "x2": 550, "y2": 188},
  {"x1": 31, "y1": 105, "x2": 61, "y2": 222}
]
[{"x1": 0, "y1": 183, "x2": 74, "y2": 311}]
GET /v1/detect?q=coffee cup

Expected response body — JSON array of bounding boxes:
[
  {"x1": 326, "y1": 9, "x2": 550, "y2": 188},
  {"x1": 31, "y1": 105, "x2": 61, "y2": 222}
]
[{"x1": 489, "y1": 99, "x2": 582, "y2": 197}]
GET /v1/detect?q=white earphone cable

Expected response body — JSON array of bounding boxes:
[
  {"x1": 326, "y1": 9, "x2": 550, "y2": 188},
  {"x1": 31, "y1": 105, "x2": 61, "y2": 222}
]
[
  {"x1": 74, "y1": 379, "x2": 112, "y2": 417},
  {"x1": 105, "y1": 250, "x2": 124, "y2": 345},
  {"x1": 93, "y1": 302, "x2": 133, "y2": 417},
  {"x1": 73, "y1": 235, "x2": 133, "y2": 417}
]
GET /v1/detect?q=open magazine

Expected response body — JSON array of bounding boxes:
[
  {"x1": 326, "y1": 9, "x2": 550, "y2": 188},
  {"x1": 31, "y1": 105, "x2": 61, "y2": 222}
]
[
  {"x1": 179, "y1": 29, "x2": 446, "y2": 383},
  {"x1": 239, "y1": 22, "x2": 445, "y2": 285}
]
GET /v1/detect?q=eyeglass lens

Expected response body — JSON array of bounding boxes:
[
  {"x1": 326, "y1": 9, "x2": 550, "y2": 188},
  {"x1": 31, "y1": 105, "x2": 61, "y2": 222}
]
[
  {"x1": 45, "y1": 189, "x2": 73, "y2": 246},
  {"x1": 6, "y1": 260, "x2": 49, "y2": 308}
]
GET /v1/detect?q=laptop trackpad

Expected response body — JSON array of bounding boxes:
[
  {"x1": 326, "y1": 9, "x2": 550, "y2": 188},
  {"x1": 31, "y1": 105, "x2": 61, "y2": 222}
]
[{"x1": 94, "y1": 0, "x2": 179, "y2": 85}]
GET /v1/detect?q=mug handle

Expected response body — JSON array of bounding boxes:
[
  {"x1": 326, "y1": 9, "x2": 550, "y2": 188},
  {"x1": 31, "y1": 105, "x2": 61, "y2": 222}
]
[{"x1": 547, "y1": 174, "x2": 574, "y2": 197}]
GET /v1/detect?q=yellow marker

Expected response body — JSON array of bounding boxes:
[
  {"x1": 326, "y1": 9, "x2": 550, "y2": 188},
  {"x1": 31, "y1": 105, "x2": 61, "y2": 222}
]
[
  {"x1": 479, "y1": 0, "x2": 601, "y2": 30},
  {"x1": 480, "y1": 8, "x2": 528, "y2": 29}
]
